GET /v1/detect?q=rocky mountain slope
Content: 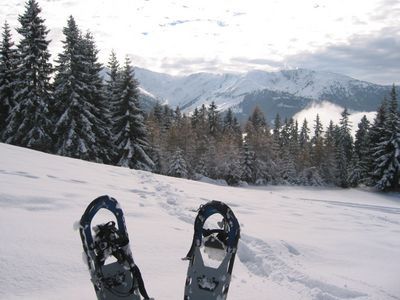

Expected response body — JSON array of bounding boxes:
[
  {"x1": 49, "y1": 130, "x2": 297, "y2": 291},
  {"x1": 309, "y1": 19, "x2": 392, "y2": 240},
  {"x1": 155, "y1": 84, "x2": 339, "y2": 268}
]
[{"x1": 134, "y1": 67, "x2": 390, "y2": 120}]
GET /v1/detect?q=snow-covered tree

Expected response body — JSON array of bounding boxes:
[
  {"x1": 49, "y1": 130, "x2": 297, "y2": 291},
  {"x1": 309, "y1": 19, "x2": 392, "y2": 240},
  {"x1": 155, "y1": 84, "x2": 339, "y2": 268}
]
[
  {"x1": 298, "y1": 118, "x2": 311, "y2": 172},
  {"x1": 245, "y1": 107, "x2": 273, "y2": 181},
  {"x1": 311, "y1": 114, "x2": 324, "y2": 168},
  {"x1": 81, "y1": 32, "x2": 113, "y2": 163},
  {"x1": 336, "y1": 108, "x2": 354, "y2": 187},
  {"x1": 373, "y1": 85, "x2": 400, "y2": 191},
  {"x1": 105, "y1": 50, "x2": 120, "y2": 116},
  {"x1": 223, "y1": 108, "x2": 242, "y2": 145},
  {"x1": 321, "y1": 121, "x2": 338, "y2": 184},
  {"x1": 222, "y1": 151, "x2": 242, "y2": 186},
  {"x1": 350, "y1": 115, "x2": 370, "y2": 185},
  {"x1": 53, "y1": 16, "x2": 89, "y2": 157},
  {"x1": 241, "y1": 142, "x2": 255, "y2": 183},
  {"x1": 280, "y1": 145, "x2": 297, "y2": 184},
  {"x1": 3, "y1": 0, "x2": 53, "y2": 151},
  {"x1": 113, "y1": 57, "x2": 154, "y2": 170},
  {"x1": 368, "y1": 98, "x2": 388, "y2": 184},
  {"x1": 52, "y1": 17, "x2": 111, "y2": 162},
  {"x1": 298, "y1": 167, "x2": 324, "y2": 186},
  {"x1": 0, "y1": 21, "x2": 18, "y2": 139},
  {"x1": 194, "y1": 153, "x2": 208, "y2": 177},
  {"x1": 167, "y1": 148, "x2": 188, "y2": 178},
  {"x1": 207, "y1": 101, "x2": 221, "y2": 137}
]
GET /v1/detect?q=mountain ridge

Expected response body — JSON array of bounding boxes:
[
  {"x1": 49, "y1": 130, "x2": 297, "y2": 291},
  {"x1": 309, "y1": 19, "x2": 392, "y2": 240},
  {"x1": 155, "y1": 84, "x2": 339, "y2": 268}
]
[{"x1": 133, "y1": 67, "x2": 391, "y2": 120}]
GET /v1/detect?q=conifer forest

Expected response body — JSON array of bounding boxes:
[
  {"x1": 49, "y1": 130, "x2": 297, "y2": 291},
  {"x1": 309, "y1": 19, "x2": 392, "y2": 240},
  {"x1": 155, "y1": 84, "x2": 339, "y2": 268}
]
[{"x1": 1, "y1": 0, "x2": 399, "y2": 191}]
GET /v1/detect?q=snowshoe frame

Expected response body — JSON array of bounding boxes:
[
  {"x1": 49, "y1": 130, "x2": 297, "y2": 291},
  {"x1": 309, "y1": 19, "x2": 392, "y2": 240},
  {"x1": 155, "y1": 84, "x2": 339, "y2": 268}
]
[
  {"x1": 184, "y1": 200, "x2": 240, "y2": 300},
  {"x1": 79, "y1": 195, "x2": 151, "y2": 300}
]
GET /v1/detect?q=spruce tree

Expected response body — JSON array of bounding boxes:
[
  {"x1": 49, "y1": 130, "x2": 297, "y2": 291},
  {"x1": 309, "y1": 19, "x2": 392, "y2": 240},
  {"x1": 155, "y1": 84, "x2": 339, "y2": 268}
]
[
  {"x1": 321, "y1": 121, "x2": 338, "y2": 184},
  {"x1": 81, "y1": 32, "x2": 113, "y2": 163},
  {"x1": 207, "y1": 101, "x2": 220, "y2": 137},
  {"x1": 373, "y1": 86, "x2": 400, "y2": 190},
  {"x1": 241, "y1": 142, "x2": 255, "y2": 183},
  {"x1": 336, "y1": 108, "x2": 354, "y2": 187},
  {"x1": 298, "y1": 119, "x2": 311, "y2": 172},
  {"x1": 368, "y1": 98, "x2": 388, "y2": 184},
  {"x1": 113, "y1": 57, "x2": 154, "y2": 170},
  {"x1": 3, "y1": 0, "x2": 53, "y2": 151},
  {"x1": 245, "y1": 107, "x2": 273, "y2": 181},
  {"x1": 167, "y1": 148, "x2": 188, "y2": 178},
  {"x1": 279, "y1": 118, "x2": 297, "y2": 183},
  {"x1": 106, "y1": 50, "x2": 120, "y2": 116},
  {"x1": 53, "y1": 17, "x2": 110, "y2": 162},
  {"x1": 224, "y1": 154, "x2": 242, "y2": 186},
  {"x1": 351, "y1": 115, "x2": 370, "y2": 185},
  {"x1": 223, "y1": 108, "x2": 242, "y2": 143},
  {"x1": 311, "y1": 114, "x2": 324, "y2": 169},
  {"x1": 0, "y1": 21, "x2": 18, "y2": 139}
]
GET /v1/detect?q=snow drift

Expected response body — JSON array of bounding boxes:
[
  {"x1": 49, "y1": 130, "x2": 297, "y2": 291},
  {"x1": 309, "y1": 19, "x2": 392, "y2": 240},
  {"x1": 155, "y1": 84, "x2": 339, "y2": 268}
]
[{"x1": 0, "y1": 142, "x2": 399, "y2": 300}]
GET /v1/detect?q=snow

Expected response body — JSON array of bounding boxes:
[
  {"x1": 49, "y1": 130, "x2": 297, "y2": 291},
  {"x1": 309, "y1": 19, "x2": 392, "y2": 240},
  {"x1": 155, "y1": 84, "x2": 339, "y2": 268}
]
[
  {"x1": 134, "y1": 67, "x2": 385, "y2": 114},
  {"x1": 0, "y1": 142, "x2": 399, "y2": 300}
]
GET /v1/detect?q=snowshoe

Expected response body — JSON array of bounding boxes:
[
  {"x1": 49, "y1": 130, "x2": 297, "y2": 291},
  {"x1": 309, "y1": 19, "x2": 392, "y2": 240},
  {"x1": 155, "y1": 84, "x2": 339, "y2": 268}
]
[
  {"x1": 79, "y1": 195, "x2": 152, "y2": 300},
  {"x1": 183, "y1": 200, "x2": 240, "y2": 300}
]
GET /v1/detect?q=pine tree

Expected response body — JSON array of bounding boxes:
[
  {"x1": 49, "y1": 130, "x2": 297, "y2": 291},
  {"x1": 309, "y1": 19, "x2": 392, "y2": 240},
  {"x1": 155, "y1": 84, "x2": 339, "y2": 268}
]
[
  {"x1": 167, "y1": 148, "x2": 188, "y2": 178},
  {"x1": 204, "y1": 137, "x2": 219, "y2": 178},
  {"x1": 373, "y1": 85, "x2": 400, "y2": 190},
  {"x1": 277, "y1": 118, "x2": 297, "y2": 183},
  {"x1": 368, "y1": 98, "x2": 388, "y2": 184},
  {"x1": 298, "y1": 119, "x2": 311, "y2": 172},
  {"x1": 299, "y1": 119, "x2": 310, "y2": 150},
  {"x1": 53, "y1": 16, "x2": 87, "y2": 157},
  {"x1": 113, "y1": 57, "x2": 154, "y2": 170},
  {"x1": 311, "y1": 114, "x2": 324, "y2": 169},
  {"x1": 53, "y1": 17, "x2": 111, "y2": 162},
  {"x1": 194, "y1": 153, "x2": 208, "y2": 177},
  {"x1": 222, "y1": 108, "x2": 242, "y2": 144},
  {"x1": 351, "y1": 115, "x2": 370, "y2": 185},
  {"x1": 245, "y1": 107, "x2": 273, "y2": 182},
  {"x1": 207, "y1": 101, "x2": 220, "y2": 137},
  {"x1": 0, "y1": 21, "x2": 18, "y2": 139},
  {"x1": 222, "y1": 150, "x2": 242, "y2": 186},
  {"x1": 241, "y1": 142, "x2": 255, "y2": 183},
  {"x1": 81, "y1": 32, "x2": 113, "y2": 163},
  {"x1": 3, "y1": 0, "x2": 53, "y2": 150},
  {"x1": 106, "y1": 50, "x2": 120, "y2": 116},
  {"x1": 321, "y1": 121, "x2": 338, "y2": 184},
  {"x1": 336, "y1": 108, "x2": 354, "y2": 187}
]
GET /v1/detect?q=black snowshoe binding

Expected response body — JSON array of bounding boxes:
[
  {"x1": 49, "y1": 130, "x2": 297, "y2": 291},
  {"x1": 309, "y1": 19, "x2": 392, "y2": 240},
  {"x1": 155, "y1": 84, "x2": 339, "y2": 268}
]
[
  {"x1": 79, "y1": 195, "x2": 152, "y2": 300},
  {"x1": 184, "y1": 201, "x2": 240, "y2": 300}
]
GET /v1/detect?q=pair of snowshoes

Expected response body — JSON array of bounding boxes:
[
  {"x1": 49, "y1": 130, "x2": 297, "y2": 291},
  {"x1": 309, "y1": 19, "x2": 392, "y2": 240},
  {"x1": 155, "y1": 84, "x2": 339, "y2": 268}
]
[{"x1": 79, "y1": 196, "x2": 240, "y2": 300}]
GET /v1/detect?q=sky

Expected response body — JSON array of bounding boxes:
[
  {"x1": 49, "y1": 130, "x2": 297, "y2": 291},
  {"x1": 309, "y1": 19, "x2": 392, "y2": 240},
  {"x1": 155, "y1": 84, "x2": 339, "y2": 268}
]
[{"x1": 1, "y1": 0, "x2": 399, "y2": 84}]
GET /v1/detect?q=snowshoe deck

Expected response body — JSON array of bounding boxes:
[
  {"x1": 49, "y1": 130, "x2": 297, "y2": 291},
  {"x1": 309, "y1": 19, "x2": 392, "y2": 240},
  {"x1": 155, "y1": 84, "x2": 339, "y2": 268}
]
[
  {"x1": 79, "y1": 195, "x2": 151, "y2": 300},
  {"x1": 184, "y1": 201, "x2": 240, "y2": 300}
]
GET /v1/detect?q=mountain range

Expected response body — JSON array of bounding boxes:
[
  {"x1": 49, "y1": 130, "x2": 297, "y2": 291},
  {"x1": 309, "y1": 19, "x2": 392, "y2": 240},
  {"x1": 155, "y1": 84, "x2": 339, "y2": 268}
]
[{"x1": 135, "y1": 67, "x2": 391, "y2": 122}]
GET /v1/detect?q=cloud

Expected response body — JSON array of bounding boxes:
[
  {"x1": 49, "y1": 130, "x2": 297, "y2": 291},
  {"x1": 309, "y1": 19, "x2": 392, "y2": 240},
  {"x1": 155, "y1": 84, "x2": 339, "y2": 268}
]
[
  {"x1": 131, "y1": 25, "x2": 400, "y2": 86},
  {"x1": 293, "y1": 101, "x2": 376, "y2": 136},
  {"x1": 230, "y1": 57, "x2": 283, "y2": 68},
  {"x1": 370, "y1": 0, "x2": 400, "y2": 23},
  {"x1": 160, "y1": 57, "x2": 222, "y2": 74},
  {"x1": 159, "y1": 18, "x2": 228, "y2": 29},
  {"x1": 285, "y1": 27, "x2": 400, "y2": 84}
]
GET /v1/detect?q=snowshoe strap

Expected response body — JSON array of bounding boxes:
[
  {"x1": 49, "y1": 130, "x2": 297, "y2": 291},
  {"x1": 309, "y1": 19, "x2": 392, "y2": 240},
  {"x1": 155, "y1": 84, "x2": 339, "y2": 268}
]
[
  {"x1": 185, "y1": 201, "x2": 240, "y2": 259},
  {"x1": 80, "y1": 195, "x2": 128, "y2": 251},
  {"x1": 131, "y1": 265, "x2": 151, "y2": 299}
]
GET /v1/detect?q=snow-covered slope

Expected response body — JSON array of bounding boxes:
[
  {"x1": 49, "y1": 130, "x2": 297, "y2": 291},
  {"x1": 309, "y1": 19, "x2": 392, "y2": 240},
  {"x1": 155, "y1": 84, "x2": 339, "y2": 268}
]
[
  {"x1": 1, "y1": 143, "x2": 399, "y2": 300},
  {"x1": 134, "y1": 67, "x2": 390, "y2": 115}
]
